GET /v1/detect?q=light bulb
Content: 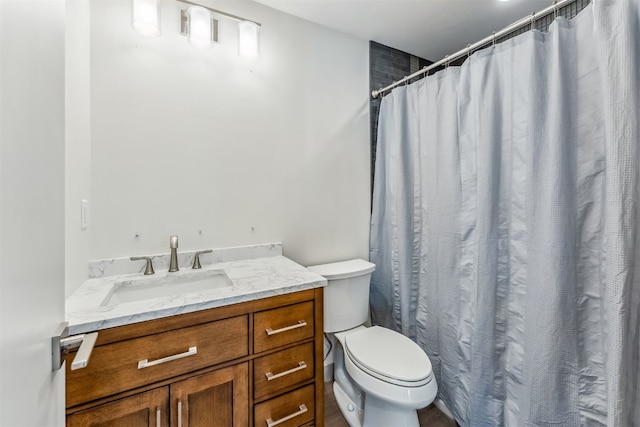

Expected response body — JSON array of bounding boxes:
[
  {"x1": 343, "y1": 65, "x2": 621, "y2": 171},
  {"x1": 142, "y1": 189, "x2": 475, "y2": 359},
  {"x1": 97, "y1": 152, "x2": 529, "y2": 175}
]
[
  {"x1": 188, "y1": 6, "x2": 213, "y2": 49},
  {"x1": 131, "y1": 0, "x2": 161, "y2": 37},
  {"x1": 238, "y1": 21, "x2": 260, "y2": 58}
]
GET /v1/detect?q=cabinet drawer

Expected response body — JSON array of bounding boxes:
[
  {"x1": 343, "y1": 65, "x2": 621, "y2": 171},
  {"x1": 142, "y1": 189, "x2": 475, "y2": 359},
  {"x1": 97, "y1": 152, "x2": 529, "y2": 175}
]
[
  {"x1": 67, "y1": 315, "x2": 248, "y2": 407},
  {"x1": 254, "y1": 342, "x2": 314, "y2": 400},
  {"x1": 254, "y1": 302, "x2": 314, "y2": 353},
  {"x1": 254, "y1": 384, "x2": 315, "y2": 427}
]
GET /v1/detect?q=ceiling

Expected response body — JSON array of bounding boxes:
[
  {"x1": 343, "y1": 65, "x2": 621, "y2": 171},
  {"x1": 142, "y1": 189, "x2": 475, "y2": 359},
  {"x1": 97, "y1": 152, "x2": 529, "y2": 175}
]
[{"x1": 253, "y1": 0, "x2": 554, "y2": 61}]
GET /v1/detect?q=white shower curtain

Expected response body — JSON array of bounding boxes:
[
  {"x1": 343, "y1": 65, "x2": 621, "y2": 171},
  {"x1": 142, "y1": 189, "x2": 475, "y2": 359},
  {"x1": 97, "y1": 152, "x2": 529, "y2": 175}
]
[{"x1": 370, "y1": 1, "x2": 640, "y2": 426}]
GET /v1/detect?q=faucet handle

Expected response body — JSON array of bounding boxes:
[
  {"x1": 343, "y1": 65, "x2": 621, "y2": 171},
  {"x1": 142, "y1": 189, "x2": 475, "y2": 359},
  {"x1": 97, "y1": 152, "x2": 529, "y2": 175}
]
[
  {"x1": 192, "y1": 250, "x2": 213, "y2": 269},
  {"x1": 130, "y1": 256, "x2": 155, "y2": 275}
]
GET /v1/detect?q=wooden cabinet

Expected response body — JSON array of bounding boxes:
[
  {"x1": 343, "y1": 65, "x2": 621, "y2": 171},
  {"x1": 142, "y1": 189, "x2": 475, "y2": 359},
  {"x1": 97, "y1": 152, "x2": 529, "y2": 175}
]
[
  {"x1": 67, "y1": 365, "x2": 248, "y2": 427},
  {"x1": 252, "y1": 302, "x2": 318, "y2": 427},
  {"x1": 66, "y1": 316, "x2": 249, "y2": 408},
  {"x1": 65, "y1": 288, "x2": 324, "y2": 427}
]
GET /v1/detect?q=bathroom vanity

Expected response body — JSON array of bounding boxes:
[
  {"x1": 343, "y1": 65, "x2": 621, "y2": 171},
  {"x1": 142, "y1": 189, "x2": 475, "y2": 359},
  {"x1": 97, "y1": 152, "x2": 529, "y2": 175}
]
[{"x1": 64, "y1": 244, "x2": 326, "y2": 427}]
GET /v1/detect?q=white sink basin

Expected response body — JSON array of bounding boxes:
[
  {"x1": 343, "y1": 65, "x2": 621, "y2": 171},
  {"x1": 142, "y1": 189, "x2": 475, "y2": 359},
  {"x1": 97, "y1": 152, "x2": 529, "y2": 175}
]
[{"x1": 102, "y1": 269, "x2": 232, "y2": 306}]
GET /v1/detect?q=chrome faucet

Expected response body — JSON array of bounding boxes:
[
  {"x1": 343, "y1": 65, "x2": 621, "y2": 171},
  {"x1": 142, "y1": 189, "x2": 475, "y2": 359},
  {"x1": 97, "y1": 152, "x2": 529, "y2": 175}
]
[
  {"x1": 169, "y1": 235, "x2": 179, "y2": 272},
  {"x1": 192, "y1": 249, "x2": 213, "y2": 269},
  {"x1": 130, "y1": 256, "x2": 155, "y2": 275}
]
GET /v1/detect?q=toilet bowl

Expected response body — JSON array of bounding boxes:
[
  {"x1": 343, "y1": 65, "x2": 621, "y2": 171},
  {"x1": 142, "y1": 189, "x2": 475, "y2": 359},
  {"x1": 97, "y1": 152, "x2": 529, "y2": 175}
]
[
  {"x1": 333, "y1": 326, "x2": 437, "y2": 426},
  {"x1": 307, "y1": 260, "x2": 437, "y2": 427}
]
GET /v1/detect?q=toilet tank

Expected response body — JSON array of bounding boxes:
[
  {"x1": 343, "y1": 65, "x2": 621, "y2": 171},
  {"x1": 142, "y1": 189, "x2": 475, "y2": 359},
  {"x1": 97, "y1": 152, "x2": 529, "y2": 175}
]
[{"x1": 307, "y1": 259, "x2": 375, "y2": 333}]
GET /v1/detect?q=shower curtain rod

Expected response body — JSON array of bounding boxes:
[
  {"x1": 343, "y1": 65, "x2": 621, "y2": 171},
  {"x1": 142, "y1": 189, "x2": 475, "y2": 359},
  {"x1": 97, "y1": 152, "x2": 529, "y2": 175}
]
[{"x1": 371, "y1": 0, "x2": 578, "y2": 99}]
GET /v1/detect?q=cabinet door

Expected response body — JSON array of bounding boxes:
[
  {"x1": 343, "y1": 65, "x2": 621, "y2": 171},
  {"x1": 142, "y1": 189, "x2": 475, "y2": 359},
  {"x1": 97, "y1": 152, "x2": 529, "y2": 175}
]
[
  {"x1": 171, "y1": 363, "x2": 248, "y2": 427},
  {"x1": 67, "y1": 387, "x2": 169, "y2": 427}
]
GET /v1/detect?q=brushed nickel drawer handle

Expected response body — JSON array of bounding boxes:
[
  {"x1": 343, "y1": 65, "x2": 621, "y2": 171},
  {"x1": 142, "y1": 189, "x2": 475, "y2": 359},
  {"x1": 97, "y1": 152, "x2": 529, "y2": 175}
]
[
  {"x1": 156, "y1": 408, "x2": 161, "y2": 427},
  {"x1": 265, "y1": 361, "x2": 307, "y2": 381},
  {"x1": 266, "y1": 404, "x2": 308, "y2": 427},
  {"x1": 138, "y1": 346, "x2": 197, "y2": 369},
  {"x1": 265, "y1": 320, "x2": 307, "y2": 336}
]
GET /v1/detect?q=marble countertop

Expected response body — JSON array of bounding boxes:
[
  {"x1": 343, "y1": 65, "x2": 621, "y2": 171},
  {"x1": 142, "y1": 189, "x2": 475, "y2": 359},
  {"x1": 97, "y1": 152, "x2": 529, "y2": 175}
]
[{"x1": 66, "y1": 247, "x2": 327, "y2": 335}]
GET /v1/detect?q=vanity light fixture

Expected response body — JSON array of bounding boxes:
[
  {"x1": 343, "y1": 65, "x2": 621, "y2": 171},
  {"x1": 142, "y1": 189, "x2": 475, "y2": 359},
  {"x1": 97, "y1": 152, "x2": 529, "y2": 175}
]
[
  {"x1": 131, "y1": 0, "x2": 262, "y2": 56},
  {"x1": 131, "y1": 0, "x2": 161, "y2": 37},
  {"x1": 177, "y1": 0, "x2": 261, "y2": 55}
]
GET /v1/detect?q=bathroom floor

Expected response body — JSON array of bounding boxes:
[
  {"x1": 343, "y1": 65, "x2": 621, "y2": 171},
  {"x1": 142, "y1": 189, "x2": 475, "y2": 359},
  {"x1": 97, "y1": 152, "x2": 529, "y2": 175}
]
[{"x1": 324, "y1": 383, "x2": 457, "y2": 426}]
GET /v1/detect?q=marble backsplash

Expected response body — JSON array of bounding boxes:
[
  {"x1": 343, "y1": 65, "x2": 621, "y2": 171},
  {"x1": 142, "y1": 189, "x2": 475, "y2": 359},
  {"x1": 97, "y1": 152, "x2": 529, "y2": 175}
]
[{"x1": 88, "y1": 242, "x2": 283, "y2": 278}]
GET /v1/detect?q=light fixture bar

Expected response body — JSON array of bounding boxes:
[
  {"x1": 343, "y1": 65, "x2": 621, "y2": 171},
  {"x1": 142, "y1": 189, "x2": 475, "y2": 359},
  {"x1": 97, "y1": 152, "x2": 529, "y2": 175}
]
[{"x1": 176, "y1": 0, "x2": 261, "y2": 26}]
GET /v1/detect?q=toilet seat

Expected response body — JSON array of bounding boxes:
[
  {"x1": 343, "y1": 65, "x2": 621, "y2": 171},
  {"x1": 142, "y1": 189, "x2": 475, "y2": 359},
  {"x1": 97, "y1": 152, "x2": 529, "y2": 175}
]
[{"x1": 344, "y1": 326, "x2": 433, "y2": 387}]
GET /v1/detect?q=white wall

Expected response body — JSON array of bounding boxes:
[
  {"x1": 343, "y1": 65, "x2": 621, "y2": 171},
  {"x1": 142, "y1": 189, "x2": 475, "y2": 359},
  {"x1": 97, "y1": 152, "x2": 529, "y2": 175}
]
[
  {"x1": 65, "y1": 0, "x2": 91, "y2": 296},
  {"x1": 0, "y1": 0, "x2": 66, "y2": 425},
  {"x1": 66, "y1": 0, "x2": 370, "y2": 294}
]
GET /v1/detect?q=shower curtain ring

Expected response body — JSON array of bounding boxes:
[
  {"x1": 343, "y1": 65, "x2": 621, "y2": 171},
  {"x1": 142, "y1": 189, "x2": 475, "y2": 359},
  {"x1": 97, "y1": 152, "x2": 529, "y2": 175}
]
[
  {"x1": 530, "y1": 12, "x2": 536, "y2": 30},
  {"x1": 492, "y1": 31, "x2": 497, "y2": 47},
  {"x1": 445, "y1": 55, "x2": 450, "y2": 68},
  {"x1": 467, "y1": 44, "x2": 472, "y2": 58},
  {"x1": 553, "y1": 1, "x2": 559, "y2": 19}
]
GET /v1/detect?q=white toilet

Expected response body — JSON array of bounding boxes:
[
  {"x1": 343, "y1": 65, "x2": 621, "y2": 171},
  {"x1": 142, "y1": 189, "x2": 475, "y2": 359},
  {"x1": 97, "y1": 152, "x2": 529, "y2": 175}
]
[{"x1": 307, "y1": 259, "x2": 437, "y2": 427}]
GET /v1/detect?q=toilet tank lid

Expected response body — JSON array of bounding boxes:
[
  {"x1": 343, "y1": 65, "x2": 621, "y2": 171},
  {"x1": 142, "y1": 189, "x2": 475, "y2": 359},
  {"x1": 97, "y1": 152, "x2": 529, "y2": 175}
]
[{"x1": 306, "y1": 259, "x2": 375, "y2": 280}]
